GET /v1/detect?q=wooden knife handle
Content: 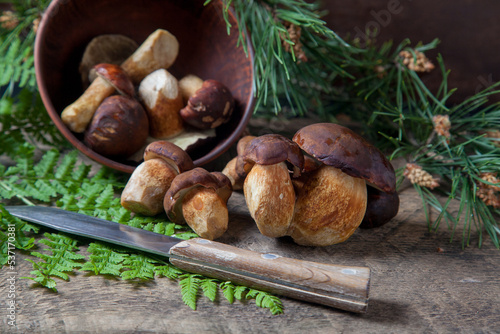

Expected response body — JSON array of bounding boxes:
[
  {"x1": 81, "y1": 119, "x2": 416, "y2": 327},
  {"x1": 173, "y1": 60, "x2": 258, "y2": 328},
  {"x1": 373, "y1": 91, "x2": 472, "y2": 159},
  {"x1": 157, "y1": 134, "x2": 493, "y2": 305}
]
[{"x1": 169, "y1": 238, "x2": 370, "y2": 313}]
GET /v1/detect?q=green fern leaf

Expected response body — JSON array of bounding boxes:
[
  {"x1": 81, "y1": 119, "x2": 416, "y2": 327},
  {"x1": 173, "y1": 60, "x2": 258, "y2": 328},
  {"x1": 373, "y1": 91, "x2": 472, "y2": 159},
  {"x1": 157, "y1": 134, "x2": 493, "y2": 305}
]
[
  {"x1": 81, "y1": 242, "x2": 128, "y2": 276},
  {"x1": 22, "y1": 233, "x2": 84, "y2": 290},
  {"x1": 179, "y1": 274, "x2": 201, "y2": 310},
  {"x1": 246, "y1": 289, "x2": 284, "y2": 315},
  {"x1": 201, "y1": 278, "x2": 218, "y2": 302},
  {"x1": 220, "y1": 281, "x2": 235, "y2": 304},
  {"x1": 154, "y1": 264, "x2": 183, "y2": 280},
  {"x1": 233, "y1": 285, "x2": 248, "y2": 300},
  {"x1": 0, "y1": 204, "x2": 36, "y2": 265},
  {"x1": 121, "y1": 254, "x2": 158, "y2": 280}
]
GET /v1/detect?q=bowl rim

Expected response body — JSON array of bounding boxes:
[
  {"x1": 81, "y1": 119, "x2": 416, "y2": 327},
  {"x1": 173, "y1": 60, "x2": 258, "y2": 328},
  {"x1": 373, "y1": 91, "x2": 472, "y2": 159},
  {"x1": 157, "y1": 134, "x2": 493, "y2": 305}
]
[{"x1": 34, "y1": 0, "x2": 255, "y2": 174}]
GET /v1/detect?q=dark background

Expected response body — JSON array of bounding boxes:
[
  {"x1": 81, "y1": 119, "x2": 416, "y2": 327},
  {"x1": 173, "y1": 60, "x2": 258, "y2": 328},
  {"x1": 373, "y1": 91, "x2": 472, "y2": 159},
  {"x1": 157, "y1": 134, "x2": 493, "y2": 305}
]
[{"x1": 322, "y1": 0, "x2": 500, "y2": 104}]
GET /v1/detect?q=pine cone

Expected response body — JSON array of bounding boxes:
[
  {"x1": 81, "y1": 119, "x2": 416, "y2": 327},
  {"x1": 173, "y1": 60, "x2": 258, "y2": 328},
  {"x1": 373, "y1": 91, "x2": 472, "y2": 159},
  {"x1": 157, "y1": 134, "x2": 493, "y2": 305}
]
[
  {"x1": 398, "y1": 50, "x2": 435, "y2": 72},
  {"x1": 404, "y1": 163, "x2": 440, "y2": 189},
  {"x1": 476, "y1": 172, "x2": 500, "y2": 208}
]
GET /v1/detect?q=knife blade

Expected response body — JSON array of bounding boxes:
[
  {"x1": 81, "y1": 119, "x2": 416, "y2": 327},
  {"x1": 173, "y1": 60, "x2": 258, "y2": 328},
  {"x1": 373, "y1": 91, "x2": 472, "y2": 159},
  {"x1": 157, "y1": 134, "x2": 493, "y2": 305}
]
[{"x1": 5, "y1": 205, "x2": 371, "y2": 313}]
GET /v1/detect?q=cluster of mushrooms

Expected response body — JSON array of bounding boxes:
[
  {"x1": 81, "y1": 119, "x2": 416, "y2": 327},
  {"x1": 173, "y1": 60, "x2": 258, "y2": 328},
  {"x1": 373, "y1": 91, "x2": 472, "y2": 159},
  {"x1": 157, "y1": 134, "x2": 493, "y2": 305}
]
[
  {"x1": 60, "y1": 29, "x2": 234, "y2": 160},
  {"x1": 121, "y1": 140, "x2": 232, "y2": 240},
  {"x1": 120, "y1": 122, "x2": 399, "y2": 247}
]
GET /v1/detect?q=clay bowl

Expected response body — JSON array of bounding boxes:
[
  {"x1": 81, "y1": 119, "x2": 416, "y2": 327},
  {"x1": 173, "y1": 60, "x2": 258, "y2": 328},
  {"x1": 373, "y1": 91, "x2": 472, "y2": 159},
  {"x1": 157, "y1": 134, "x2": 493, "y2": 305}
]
[{"x1": 35, "y1": 0, "x2": 254, "y2": 173}]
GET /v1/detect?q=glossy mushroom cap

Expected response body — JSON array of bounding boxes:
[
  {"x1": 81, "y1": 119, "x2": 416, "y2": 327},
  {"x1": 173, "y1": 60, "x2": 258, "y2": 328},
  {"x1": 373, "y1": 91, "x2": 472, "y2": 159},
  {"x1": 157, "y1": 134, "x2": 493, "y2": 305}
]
[
  {"x1": 94, "y1": 63, "x2": 135, "y2": 97},
  {"x1": 180, "y1": 79, "x2": 235, "y2": 130},
  {"x1": 360, "y1": 187, "x2": 400, "y2": 229},
  {"x1": 237, "y1": 134, "x2": 304, "y2": 176},
  {"x1": 292, "y1": 123, "x2": 396, "y2": 194},
  {"x1": 84, "y1": 95, "x2": 149, "y2": 158},
  {"x1": 143, "y1": 141, "x2": 195, "y2": 174},
  {"x1": 163, "y1": 167, "x2": 232, "y2": 225}
]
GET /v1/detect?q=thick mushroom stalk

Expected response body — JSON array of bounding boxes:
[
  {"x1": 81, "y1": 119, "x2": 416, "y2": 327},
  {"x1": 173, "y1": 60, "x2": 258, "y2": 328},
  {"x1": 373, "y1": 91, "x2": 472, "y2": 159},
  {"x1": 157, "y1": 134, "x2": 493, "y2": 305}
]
[
  {"x1": 289, "y1": 123, "x2": 398, "y2": 246},
  {"x1": 288, "y1": 165, "x2": 367, "y2": 246},
  {"x1": 164, "y1": 168, "x2": 232, "y2": 240},
  {"x1": 240, "y1": 134, "x2": 304, "y2": 238},
  {"x1": 221, "y1": 135, "x2": 256, "y2": 190},
  {"x1": 120, "y1": 141, "x2": 194, "y2": 216}
]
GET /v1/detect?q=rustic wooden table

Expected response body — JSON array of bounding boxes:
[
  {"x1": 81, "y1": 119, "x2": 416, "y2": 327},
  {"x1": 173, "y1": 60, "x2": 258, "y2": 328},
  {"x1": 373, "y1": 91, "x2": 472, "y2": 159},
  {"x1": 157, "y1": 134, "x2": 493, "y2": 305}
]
[{"x1": 2, "y1": 182, "x2": 499, "y2": 333}]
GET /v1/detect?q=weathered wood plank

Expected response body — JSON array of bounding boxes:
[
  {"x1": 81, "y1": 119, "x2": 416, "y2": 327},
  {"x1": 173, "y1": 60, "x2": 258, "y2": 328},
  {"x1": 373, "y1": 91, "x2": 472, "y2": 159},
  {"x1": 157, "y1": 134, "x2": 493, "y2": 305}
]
[{"x1": 1, "y1": 187, "x2": 499, "y2": 333}]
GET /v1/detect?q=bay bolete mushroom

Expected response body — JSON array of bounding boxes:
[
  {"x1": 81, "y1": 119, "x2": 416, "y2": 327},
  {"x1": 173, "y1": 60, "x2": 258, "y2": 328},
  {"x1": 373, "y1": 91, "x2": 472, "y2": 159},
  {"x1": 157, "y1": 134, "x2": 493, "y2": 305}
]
[
  {"x1": 289, "y1": 123, "x2": 398, "y2": 246},
  {"x1": 79, "y1": 34, "x2": 138, "y2": 87},
  {"x1": 120, "y1": 141, "x2": 194, "y2": 216},
  {"x1": 62, "y1": 63, "x2": 135, "y2": 133},
  {"x1": 164, "y1": 168, "x2": 232, "y2": 240},
  {"x1": 179, "y1": 79, "x2": 235, "y2": 130},
  {"x1": 138, "y1": 69, "x2": 184, "y2": 139},
  {"x1": 240, "y1": 134, "x2": 304, "y2": 238},
  {"x1": 221, "y1": 135, "x2": 256, "y2": 190},
  {"x1": 83, "y1": 95, "x2": 149, "y2": 158}
]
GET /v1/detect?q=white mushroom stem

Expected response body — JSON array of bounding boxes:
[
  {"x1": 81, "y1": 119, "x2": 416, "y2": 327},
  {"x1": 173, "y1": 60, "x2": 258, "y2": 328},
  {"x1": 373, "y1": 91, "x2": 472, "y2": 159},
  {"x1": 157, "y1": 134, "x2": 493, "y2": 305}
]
[
  {"x1": 61, "y1": 77, "x2": 115, "y2": 133},
  {"x1": 181, "y1": 188, "x2": 228, "y2": 240},
  {"x1": 243, "y1": 162, "x2": 296, "y2": 238},
  {"x1": 120, "y1": 158, "x2": 178, "y2": 216},
  {"x1": 61, "y1": 29, "x2": 179, "y2": 133},
  {"x1": 138, "y1": 69, "x2": 184, "y2": 139}
]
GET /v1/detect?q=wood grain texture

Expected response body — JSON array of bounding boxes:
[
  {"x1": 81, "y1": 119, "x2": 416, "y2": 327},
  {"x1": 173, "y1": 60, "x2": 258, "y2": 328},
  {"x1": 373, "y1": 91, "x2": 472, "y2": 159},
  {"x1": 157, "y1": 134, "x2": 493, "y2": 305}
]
[
  {"x1": 170, "y1": 238, "x2": 370, "y2": 313},
  {"x1": 1, "y1": 187, "x2": 499, "y2": 333}
]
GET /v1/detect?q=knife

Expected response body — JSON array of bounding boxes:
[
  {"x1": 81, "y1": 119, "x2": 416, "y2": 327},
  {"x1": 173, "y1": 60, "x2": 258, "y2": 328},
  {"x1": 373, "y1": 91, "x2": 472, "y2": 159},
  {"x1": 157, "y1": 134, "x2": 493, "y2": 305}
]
[{"x1": 5, "y1": 205, "x2": 370, "y2": 313}]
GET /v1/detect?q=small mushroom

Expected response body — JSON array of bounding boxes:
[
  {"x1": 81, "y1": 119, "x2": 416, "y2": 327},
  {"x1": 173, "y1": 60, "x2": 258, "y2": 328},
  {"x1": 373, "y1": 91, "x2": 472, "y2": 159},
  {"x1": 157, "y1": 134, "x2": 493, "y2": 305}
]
[
  {"x1": 221, "y1": 135, "x2": 256, "y2": 190},
  {"x1": 84, "y1": 95, "x2": 149, "y2": 158},
  {"x1": 94, "y1": 63, "x2": 135, "y2": 97},
  {"x1": 120, "y1": 141, "x2": 194, "y2": 216},
  {"x1": 240, "y1": 134, "x2": 304, "y2": 238},
  {"x1": 179, "y1": 80, "x2": 235, "y2": 130},
  {"x1": 288, "y1": 123, "x2": 398, "y2": 246},
  {"x1": 79, "y1": 34, "x2": 138, "y2": 87},
  {"x1": 61, "y1": 64, "x2": 134, "y2": 133},
  {"x1": 138, "y1": 69, "x2": 184, "y2": 139},
  {"x1": 164, "y1": 168, "x2": 233, "y2": 240},
  {"x1": 178, "y1": 74, "x2": 204, "y2": 104}
]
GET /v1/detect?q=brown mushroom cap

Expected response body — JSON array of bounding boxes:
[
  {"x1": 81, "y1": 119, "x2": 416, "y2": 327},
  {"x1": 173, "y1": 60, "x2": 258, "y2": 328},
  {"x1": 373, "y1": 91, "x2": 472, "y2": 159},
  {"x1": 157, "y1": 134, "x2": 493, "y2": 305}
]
[
  {"x1": 179, "y1": 80, "x2": 235, "y2": 130},
  {"x1": 210, "y1": 171, "x2": 233, "y2": 203},
  {"x1": 359, "y1": 187, "x2": 400, "y2": 229},
  {"x1": 164, "y1": 168, "x2": 232, "y2": 224},
  {"x1": 94, "y1": 63, "x2": 135, "y2": 97},
  {"x1": 293, "y1": 123, "x2": 396, "y2": 193},
  {"x1": 239, "y1": 134, "x2": 304, "y2": 173},
  {"x1": 143, "y1": 141, "x2": 194, "y2": 174},
  {"x1": 83, "y1": 95, "x2": 148, "y2": 158},
  {"x1": 79, "y1": 34, "x2": 138, "y2": 87}
]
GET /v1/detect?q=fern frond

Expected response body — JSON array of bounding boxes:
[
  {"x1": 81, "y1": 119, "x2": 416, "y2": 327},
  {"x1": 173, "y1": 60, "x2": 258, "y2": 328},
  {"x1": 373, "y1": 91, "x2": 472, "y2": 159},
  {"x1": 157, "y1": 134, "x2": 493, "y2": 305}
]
[
  {"x1": 121, "y1": 254, "x2": 158, "y2": 280},
  {"x1": 0, "y1": 204, "x2": 37, "y2": 264},
  {"x1": 247, "y1": 289, "x2": 284, "y2": 315},
  {"x1": 80, "y1": 242, "x2": 128, "y2": 276},
  {"x1": 179, "y1": 273, "x2": 202, "y2": 310},
  {"x1": 201, "y1": 278, "x2": 218, "y2": 302},
  {"x1": 21, "y1": 233, "x2": 85, "y2": 291},
  {"x1": 220, "y1": 281, "x2": 236, "y2": 304},
  {"x1": 154, "y1": 263, "x2": 184, "y2": 280}
]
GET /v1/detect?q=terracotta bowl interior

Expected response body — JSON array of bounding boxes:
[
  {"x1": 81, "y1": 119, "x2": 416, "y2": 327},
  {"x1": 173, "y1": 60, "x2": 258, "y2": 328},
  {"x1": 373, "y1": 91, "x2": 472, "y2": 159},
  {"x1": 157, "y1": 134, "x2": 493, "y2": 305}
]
[{"x1": 35, "y1": 0, "x2": 254, "y2": 173}]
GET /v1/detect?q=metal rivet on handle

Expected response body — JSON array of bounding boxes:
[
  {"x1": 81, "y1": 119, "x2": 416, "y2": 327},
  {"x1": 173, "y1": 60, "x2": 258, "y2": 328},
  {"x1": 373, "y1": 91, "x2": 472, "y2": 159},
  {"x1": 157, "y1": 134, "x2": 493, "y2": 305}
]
[{"x1": 261, "y1": 253, "x2": 280, "y2": 260}]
